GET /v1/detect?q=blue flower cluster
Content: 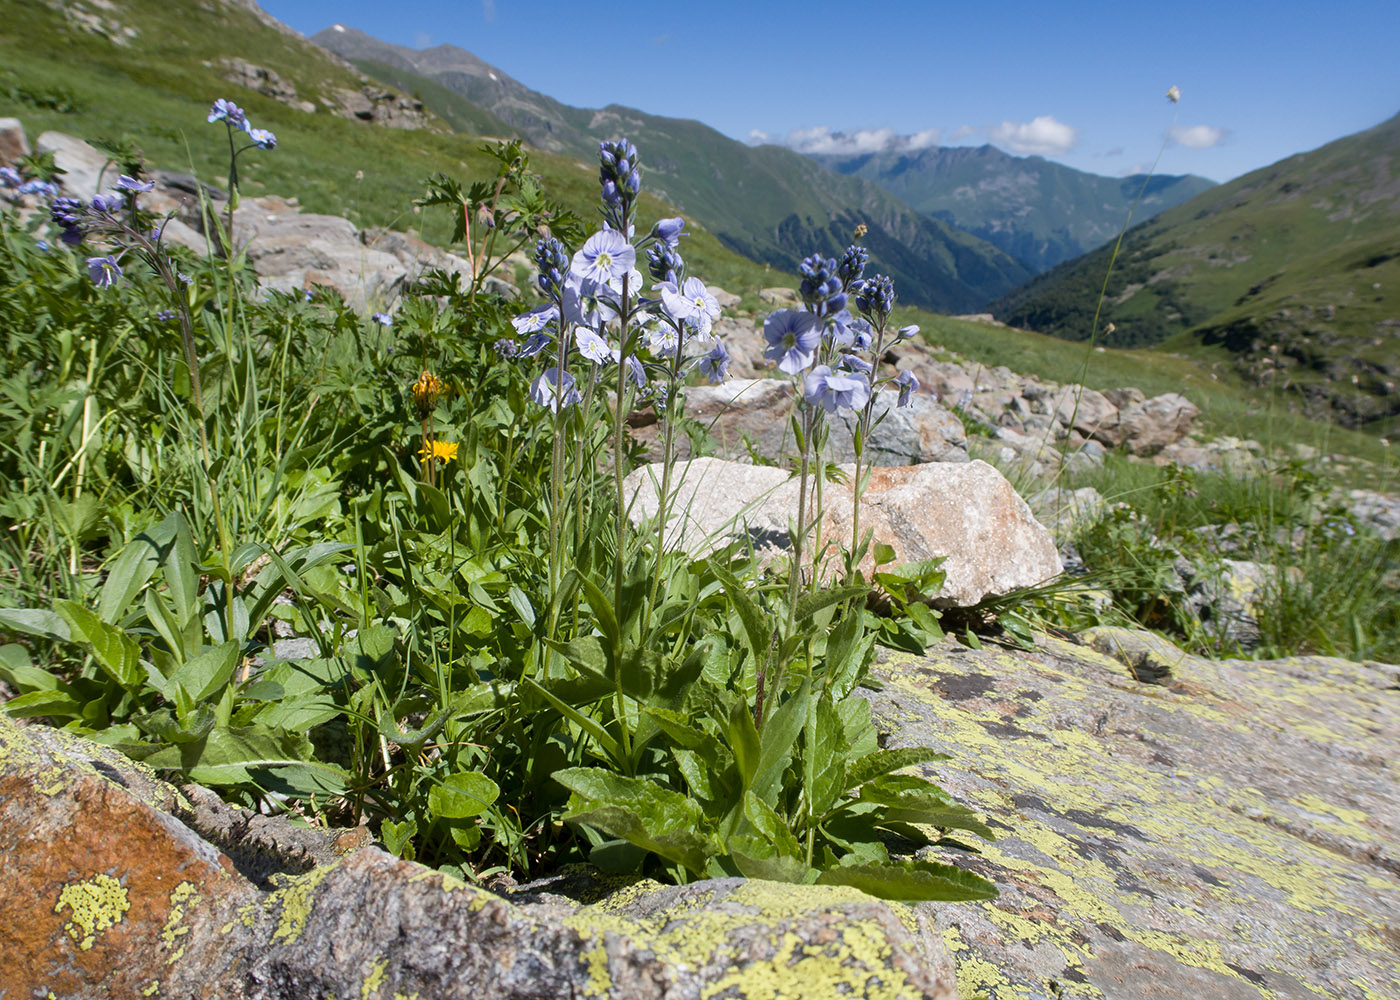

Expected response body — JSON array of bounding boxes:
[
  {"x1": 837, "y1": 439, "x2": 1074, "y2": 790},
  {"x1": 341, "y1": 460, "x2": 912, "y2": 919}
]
[
  {"x1": 762, "y1": 250, "x2": 920, "y2": 417},
  {"x1": 501, "y1": 138, "x2": 730, "y2": 412}
]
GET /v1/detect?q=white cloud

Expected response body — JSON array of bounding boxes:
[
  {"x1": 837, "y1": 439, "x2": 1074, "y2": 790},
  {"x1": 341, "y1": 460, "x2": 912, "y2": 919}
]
[
  {"x1": 1169, "y1": 124, "x2": 1228, "y2": 149},
  {"x1": 761, "y1": 126, "x2": 942, "y2": 155},
  {"x1": 748, "y1": 129, "x2": 772, "y2": 145},
  {"x1": 947, "y1": 125, "x2": 976, "y2": 142},
  {"x1": 414, "y1": 30, "x2": 432, "y2": 48},
  {"x1": 481, "y1": 0, "x2": 497, "y2": 22},
  {"x1": 987, "y1": 115, "x2": 1079, "y2": 156},
  {"x1": 1118, "y1": 163, "x2": 1151, "y2": 176}
]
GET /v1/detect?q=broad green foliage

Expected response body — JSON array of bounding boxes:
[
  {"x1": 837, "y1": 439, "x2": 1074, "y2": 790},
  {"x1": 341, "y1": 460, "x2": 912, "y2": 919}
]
[{"x1": 0, "y1": 124, "x2": 995, "y2": 902}]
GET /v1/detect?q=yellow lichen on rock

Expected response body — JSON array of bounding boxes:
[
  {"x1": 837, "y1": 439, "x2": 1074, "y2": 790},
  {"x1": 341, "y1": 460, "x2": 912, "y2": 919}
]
[{"x1": 55, "y1": 872, "x2": 130, "y2": 951}]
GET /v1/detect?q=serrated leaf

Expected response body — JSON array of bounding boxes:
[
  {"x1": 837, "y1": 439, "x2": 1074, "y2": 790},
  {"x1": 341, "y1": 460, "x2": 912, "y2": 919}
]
[
  {"x1": 709, "y1": 561, "x2": 771, "y2": 664},
  {"x1": 143, "y1": 725, "x2": 336, "y2": 789},
  {"x1": 54, "y1": 600, "x2": 142, "y2": 690},
  {"x1": 754, "y1": 678, "x2": 809, "y2": 804},
  {"x1": 0, "y1": 644, "x2": 72, "y2": 693},
  {"x1": 816, "y1": 860, "x2": 998, "y2": 902},
  {"x1": 428, "y1": 771, "x2": 500, "y2": 819},
  {"x1": 846, "y1": 747, "x2": 953, "y2": 789},
  {"x1": 555, "y1": 767, "x2": 718, "y2": 875},
  {"x1": 793, "y1": 586, "x2": 868, "y2": 624},
  {"x1": 809, "y1": 695, "x2": 848, "y2": 816}
]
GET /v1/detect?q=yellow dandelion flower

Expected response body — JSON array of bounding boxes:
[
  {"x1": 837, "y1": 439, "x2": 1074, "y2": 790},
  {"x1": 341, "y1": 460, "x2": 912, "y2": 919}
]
[{"x1": 419, "y1": 440, "x2": 458, "y2": 465}]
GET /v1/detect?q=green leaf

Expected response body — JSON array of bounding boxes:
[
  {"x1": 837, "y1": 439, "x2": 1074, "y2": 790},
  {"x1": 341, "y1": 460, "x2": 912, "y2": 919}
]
[
  {"x1": 381, "y1": 820, "x2": 416, "y2": 860},
  {"x1": 709, "y1": 561, "x2": 771, "y2": 663},
  {"x1": 754, "y1": 678, "x2": 809, "y2": 804},
  {"x1": 793, "y1": 586, "x2": 868, "y2": 624},
  {"x1": 54, "y1": 600, "x2": 142, "y2": 690},
  {"x1": 143, "y1": 725, "x2": 340, "y2": 789},
  {"x1": 872, "y1": 543, "x2": 897, "y2": 567},
  {"x1": 816, "y1": 860, "x2": 998, "y2": 901},
  {"x1": 555, "y1": 767, "x2": 719, "y2": 876},
  {"x1": 644, "y1": 707, "x2": 715, "y2": 751},
  {"x1": 809, "y1": 695, "x2": 849, "y2": 816},
  {"x1": 0, "y1": 607, "x2": 70, "y2": 641},
  {"x1": 2, "y1": 688, "x2": 83, "y2": 719},
  {"x1": 741, "y1": 790, "x2": 802, "y2": 858},
  {"x1": 521, "y1": 676, "x2": 624, "y2": 764},
  {"x1": 726, "y1": 698, "x2": 761, "y2": 792},
  {"x1": 428, "y1": 771, "x2": 501, "y2": 819},
  {"x1": 846, "y1": 747, "x2": 953, "y2": 789},
  {"x1": 99, "y1": 514, "x2": 179, "y2": 624},
  {"x1": 169, "y1": 640, "x2": 240, "y2": 703},
  {"x1": 729, "y1": 836, "x2": 815, "y2": 884},
  {"x1": 0, "y1": 644, "x2": 72, "y2": 693}
]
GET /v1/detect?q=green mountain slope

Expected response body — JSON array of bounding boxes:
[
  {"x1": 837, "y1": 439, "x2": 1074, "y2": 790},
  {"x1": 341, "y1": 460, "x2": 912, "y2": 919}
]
[
  {"x1": 807, "y1": 145, "x2": 1215, "y2": 273},
  {"x1": 989, "y1": 112, "x2": 1400, "y2": 428},
  {"x1": 310, "y1": 26, "x2": 1032, "y2": 313},
  {"x1": 0, "y1": 0, "x2": 772, "y2": 299}
]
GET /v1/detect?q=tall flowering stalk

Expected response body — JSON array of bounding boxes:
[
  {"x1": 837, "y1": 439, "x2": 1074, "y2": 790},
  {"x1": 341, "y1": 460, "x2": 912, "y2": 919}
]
[
  {"x1": 498, "y1": 138, "x2": 735, "y2": 768},
  {"x1": 206, "y1": 98, "x2": 277, "y2": 251}
]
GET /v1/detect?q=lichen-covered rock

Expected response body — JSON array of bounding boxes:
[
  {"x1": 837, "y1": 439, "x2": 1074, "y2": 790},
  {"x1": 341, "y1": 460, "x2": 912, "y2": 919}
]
[
  {"x1": 0, "y1": 715, "x2": 953, "y2": 999},
  {"x1": 624, "y1": 457, "x2": 1063, "y2": 607},
  {"x1": 861, "y1": 628, "x2": 1400, "y2": 999}
]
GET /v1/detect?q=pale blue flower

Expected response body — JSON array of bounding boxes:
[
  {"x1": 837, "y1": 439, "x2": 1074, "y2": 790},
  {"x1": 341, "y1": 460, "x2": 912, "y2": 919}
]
[
  {"x1": 531, "y1": 368, "x2": 581, "y2": 411},
  {"x1": 571, "y1": 230, "x2": 636, "y2": 287},
  {"x1": 804, "y1": 366, "x2": 870, "y2": 414},
  {"x1": 647, "y1": 325, "x2": 679, "y2": 357},
  {"x1": 575, "y1": 326, "x2": 611, "y2": 364},
  {"x1": 86, "y1": 255, "x2": 121, "y2": 288},
  {"x1": 519, "y1": 332, "x2": 550, "y2": 358},
  {"x1": 697, "y1": 340, "x2": 730, "y2": 384},
  {"x1": 512, "y1": 303, "x2": 558, "y2": 335},
  {"x1": 494, "y1": 338, "x2": 519, "y2": 358},
  {"x1": 0, "y1": 167, "x2": 20, "y2": 188},
  {"x1": 661, "y1": 277, "x2": 721, "y2": 338},
  {"x1": 246, "y1": 127, "x2": 277, "y2": 150},
  {"x1": 895, "y1": 370, "x2": 919, "y2": 408},
  {"x1": 825, "y1": 309, "x2": 857, "y2": 347},
  {"x1": 116, "y1": 175, "x2": 154, "y2": 192},
  {"x1": 898, "y1": 324, "x2": 920, "y2": 339},
  {"x1": 762, "y1": 309, "x2": 821, "y2": 375},
  {"x1": 371, "y1": 312, "x2": 392, "y2": 326}
]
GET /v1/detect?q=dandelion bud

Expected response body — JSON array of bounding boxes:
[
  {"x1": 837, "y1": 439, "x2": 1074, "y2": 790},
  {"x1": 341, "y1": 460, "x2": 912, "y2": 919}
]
[
  {"x1": 410, "y1": 370, "x2": 443, "y2": 418},
  {"x1": 1166, "y1": 85, "x2": 1181, "y2": 104},
  {"x1": 853, "y1": 223, "x2": 868, "y2": 240}
]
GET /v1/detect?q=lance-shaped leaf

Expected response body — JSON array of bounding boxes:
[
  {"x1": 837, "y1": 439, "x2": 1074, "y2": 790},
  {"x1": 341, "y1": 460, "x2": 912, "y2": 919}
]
[{"x1": 817, "y1": 859, "x2": 998, "y2": 902}]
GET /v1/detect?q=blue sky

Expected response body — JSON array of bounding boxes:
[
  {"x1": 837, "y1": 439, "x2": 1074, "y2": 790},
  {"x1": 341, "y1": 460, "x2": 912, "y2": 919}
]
[{"x1": 264, "y1": 0, "x2": 1399, "y2": 183}]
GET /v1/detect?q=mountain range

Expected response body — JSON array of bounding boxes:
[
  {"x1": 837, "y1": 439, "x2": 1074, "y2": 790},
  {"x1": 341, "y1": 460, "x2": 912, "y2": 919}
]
[
  {"x1": 991, "y1": 112, "x2": 1400, "y2": 427},
  {"x1": 806, "y1": 146, "x2": 1214, "y2": 273}
]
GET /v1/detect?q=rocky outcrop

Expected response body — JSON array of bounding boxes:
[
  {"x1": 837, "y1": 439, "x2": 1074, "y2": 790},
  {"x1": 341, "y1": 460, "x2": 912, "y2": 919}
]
[
  {"x1": 221, "y1": 57, "x2": 317, "y2": 114},
  {"x1": 326, "y1": 85, "x2": 431, "y2": 130},
  {"x1": 864, "y1": 627, "x2": 1400, "y2": 1000},
  {"x1": 623, "y1": 457, "x2": 1063, "y2": 607},
  {"x1": 0, "y1": 714, "x2": 955, "y2": 999}
]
